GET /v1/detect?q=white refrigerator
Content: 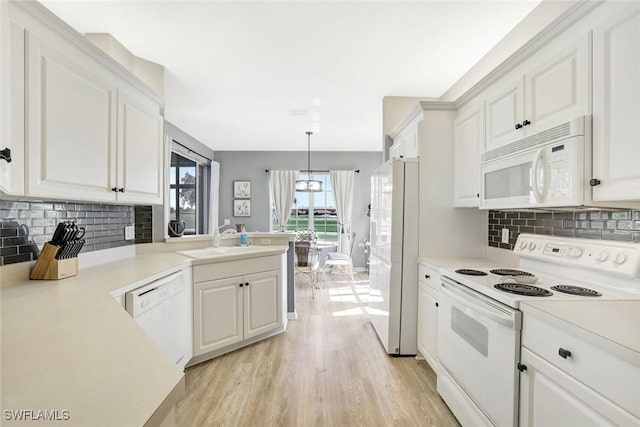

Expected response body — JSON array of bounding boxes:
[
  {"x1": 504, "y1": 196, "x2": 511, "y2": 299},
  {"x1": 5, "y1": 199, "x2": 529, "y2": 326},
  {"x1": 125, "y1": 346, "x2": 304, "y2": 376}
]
[{"x1": 368, "y1": 158, "x2": 419, "y2": 355}]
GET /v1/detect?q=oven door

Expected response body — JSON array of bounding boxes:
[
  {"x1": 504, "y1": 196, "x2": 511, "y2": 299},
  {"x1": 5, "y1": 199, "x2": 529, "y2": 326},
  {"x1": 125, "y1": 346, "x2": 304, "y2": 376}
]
[{"x1": 437, "y1": 277, "x2": 521, "y2": 427}]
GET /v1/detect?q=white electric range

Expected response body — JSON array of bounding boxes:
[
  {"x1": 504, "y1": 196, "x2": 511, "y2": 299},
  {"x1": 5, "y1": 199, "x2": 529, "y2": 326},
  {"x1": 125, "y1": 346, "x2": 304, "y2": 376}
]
[{"x1": 435, "y1": 233, "x2": 640, "y2": 427}]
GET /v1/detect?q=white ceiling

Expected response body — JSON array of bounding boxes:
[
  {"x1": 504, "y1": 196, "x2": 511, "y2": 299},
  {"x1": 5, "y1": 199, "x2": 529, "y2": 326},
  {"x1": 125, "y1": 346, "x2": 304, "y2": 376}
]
[{"x1": 41, "y1": 1, "x2": 540, "y2": 152}]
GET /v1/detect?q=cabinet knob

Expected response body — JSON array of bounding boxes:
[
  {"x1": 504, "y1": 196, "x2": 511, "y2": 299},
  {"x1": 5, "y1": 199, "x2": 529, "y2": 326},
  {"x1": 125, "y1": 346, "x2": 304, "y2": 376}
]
[
  {"x1": 517, "y1": 363, "x2": 528, "y2": 372},
  {"x1": 239, "y1": 283, "x2": 244, "y2": 287},
  {"x1": 435, "y1": 302, "x2": 439, "y2": 307},
  {"x1": 514, "y1": 123, "x2": 523, "y2": 130},
  {"x1": 522, "y1": 119, "x2": 531, "y2": 127},
  {"x1": 245, "y1": 282, "x2": 250, "y2": 287},
  {"x1": 425, "y1": 274, "x2": 430, "y2": 279},
  {"x1": 111, "y1": 187, "x2": 118, "y2": 192},
  {"x1": 589, "y1": 178, "x2": 601, "y2": 187},
  {"x1": 558, "y1": 348, "x2": 572, "y2": 359},
  {"x1": 0, "y1": 147, "x2": 11, "y2": 163},
  {"x1": 118, "y1": 188, "x2": 125, "y2": 193},
  {"x1": 476, "y1": 193, "x2": 480, "y2": 198}
]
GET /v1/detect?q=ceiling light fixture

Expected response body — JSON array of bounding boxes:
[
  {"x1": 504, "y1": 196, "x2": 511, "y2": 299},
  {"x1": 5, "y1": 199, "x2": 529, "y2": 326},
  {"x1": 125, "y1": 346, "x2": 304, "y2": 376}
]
[{"x1": 295, "y1": 131, "x2": 323, "y2": 192}]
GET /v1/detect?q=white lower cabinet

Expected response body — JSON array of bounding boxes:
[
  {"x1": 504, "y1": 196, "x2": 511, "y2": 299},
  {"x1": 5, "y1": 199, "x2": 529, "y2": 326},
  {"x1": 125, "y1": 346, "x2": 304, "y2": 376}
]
[
  {"x1": 520, "y1": 308, "x2": 640, "y2": 426},
  {"x1": 417, "y1": 263, "x2": 440, "y2": 371},
  {"x1": 192, "y1": 254, "x2": 285, "y2": 360}
]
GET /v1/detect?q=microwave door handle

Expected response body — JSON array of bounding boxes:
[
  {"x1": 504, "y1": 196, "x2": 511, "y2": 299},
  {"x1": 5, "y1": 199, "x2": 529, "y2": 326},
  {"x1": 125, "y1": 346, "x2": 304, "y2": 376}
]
[
  {"x1": 441, "y1": 281, "x2": 516, "y2": 329},
  {"x1": 531, "y1": 148, "x2": 545, "y2": 203}
]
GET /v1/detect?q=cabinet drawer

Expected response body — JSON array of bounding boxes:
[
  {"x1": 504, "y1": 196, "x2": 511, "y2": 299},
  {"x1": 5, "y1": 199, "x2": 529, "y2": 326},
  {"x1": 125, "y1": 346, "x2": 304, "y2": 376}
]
[
  {"x1": 193, "y1": 255, "x2": 281, "y2": 283},
  {"x1": 522, "y1": 311, "x2": 640, "y2": 418},
  {"x1": 418, "y1": 263, "x2": 440, "y2": 292}
]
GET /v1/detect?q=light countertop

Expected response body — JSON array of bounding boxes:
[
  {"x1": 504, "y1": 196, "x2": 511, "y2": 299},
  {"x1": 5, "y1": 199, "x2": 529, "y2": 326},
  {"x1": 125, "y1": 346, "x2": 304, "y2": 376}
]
[
  {"x1": 521, "y1": 300, "x2": 640, "y2": 355},
  {"x1": 1, "y1": 245, "x2": 289, "y2": 426},
  {"x1": 1, "y1": 253, "x2": 190, "y2": 427}
]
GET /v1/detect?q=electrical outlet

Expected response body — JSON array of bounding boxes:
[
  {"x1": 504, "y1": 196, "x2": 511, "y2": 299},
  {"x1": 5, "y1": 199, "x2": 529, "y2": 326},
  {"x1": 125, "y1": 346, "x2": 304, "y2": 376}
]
[
  {"x1": 124, "y1": 225, "x2": 135, "y2": 241},
  {"x1": 261, "y1": 238, "x2": 272, "y2": 245},
  {"x1": 223, "y1": 219, "x2": 230, "y2": 225},
  {"x1": 501, "y1": 228, "x2": 510, "y2": 244}
]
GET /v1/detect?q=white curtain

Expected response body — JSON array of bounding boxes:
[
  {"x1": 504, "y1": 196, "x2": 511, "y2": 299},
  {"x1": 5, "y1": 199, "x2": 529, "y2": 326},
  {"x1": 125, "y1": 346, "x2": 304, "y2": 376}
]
[
  {"x1": 331, "y1": 170, "x2": 355, "y2": 254},
  {"x1": 209, "y1": 161, "x2": 220, "y2": 232},
  {"x1": 270, "y1": 170, "x2": 299, "y2": 232}
]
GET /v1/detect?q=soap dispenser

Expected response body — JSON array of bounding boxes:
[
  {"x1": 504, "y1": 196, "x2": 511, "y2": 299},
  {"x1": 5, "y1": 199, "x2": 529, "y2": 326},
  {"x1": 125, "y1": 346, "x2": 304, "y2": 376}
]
[{"x1": 240, "y1": 226, "x2": 248, "y2": 246}]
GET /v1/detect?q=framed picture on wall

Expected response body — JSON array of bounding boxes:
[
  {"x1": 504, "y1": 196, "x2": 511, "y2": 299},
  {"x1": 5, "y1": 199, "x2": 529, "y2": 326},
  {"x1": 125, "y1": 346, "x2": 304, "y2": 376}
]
[
  {"x1": 233, "y1": 180, "x2": 251, "y2": 199},
  {"x1": 234, "y1": 199, "x2": 251, "y2": 217}
]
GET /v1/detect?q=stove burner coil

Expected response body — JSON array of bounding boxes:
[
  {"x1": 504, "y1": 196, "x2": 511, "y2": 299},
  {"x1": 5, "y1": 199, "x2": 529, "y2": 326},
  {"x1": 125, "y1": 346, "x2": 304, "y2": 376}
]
[
  {"x1": 494, "y1": 283, "x2": 553, "y2": 297},
  {"x1": 455, "y1": 269, "x2": 488, "y2": 276},
  {"x1": 550, "y1": 285, "x2": 602, "y2": 297},
  {"x1": 490, "y1": 269, "x2": 534, "y2": 277}
]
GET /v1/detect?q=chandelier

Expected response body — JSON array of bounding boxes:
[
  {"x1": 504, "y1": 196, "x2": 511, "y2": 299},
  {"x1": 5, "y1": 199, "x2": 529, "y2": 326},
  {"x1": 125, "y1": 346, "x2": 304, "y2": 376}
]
[{"x1": 295, "y1": 131, "x2": 323, "y2": 192}]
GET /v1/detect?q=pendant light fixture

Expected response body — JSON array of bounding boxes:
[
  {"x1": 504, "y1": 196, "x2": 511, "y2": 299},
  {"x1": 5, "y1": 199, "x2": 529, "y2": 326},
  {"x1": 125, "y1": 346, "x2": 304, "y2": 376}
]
[{"x1": 295, "y1": 131, "x2": 323, "y2": 192}]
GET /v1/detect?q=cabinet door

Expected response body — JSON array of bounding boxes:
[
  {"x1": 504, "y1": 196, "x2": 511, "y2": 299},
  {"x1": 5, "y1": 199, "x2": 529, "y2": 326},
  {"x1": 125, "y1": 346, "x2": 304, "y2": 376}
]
[
  {"x1": 0, "y1": 13, "x2": 25, "y2": 195},
  {"x1": 417, "y1": 281, "x2": 438, "y2": 370},
  {"x1": 193, "y1": 276, "x2": 244, "y2": 356},
  {"x1": 243, "y1": 270, "x2": 282, "y2": 339},
  {"x1": 485, "y1": 77, "x2": 524, "y2": 151},
  {"x1": 25, "y1": 33, "x2": 117, "y2": 202},
  {"x1": 116, "y1": 87, "x2": 164, "y2": 204},
  {"x1": 592, "y1": 2, "x2": 640, "y2": 202},
  {"x1": 519, "y1": 348, "x2": 640, "y2": 427},
  {"x1": 403, "y1": 125, "x2": 419, "y2": 158},
  {"x1": 524, "y1": 34, "x2": 590, "y2": 135},
  {"x1": 453, "y1": 104, "x2": 484, "y2": 207}
]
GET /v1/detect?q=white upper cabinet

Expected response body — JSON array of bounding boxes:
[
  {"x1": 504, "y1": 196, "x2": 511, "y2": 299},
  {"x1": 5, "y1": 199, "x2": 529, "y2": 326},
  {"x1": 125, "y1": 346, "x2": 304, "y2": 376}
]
[
  {"x1": 484, "y1": 34, "x2": 590, "y2": 152},
  {"x1": 524, "y1": 34, "x2": 590, "y2": 136},
  {"x1": 0, "y1": 8, "x2": 25, "y2": 196},
  {"x1": 485, "y1": 78, "x2": 524, "y2": 152},
  {"x1": 9, "y1": 1, "x2": 164, "y2": 205},
  {"x1": 116, "y1": 88, "x2": 163, "y2": 204},
  {"x1": 453, "y1": 104, "x2": 484, "y2": 207},
  {"x1": 592, "y1": 2, "x2": 640, "y2": 202},
  {"x1": 389, "y1": 113, "x2": 421, "y2": 159},
  {"x1": 26, "y1": 32, "x2": 118, "y2": 202}
]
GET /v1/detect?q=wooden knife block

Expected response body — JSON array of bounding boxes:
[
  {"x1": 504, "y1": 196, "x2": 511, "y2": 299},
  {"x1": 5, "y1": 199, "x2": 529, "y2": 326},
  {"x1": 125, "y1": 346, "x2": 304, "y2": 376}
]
[{"x1": 30, "y1": 243, "x2": 79, "y2": 280}]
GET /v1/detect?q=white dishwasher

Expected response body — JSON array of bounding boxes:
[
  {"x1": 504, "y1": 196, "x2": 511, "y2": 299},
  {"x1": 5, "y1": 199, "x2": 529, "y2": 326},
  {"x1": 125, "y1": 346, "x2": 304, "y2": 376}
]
[{"x1": 126, "y1": 271, "x2": 189, "y2": 370}]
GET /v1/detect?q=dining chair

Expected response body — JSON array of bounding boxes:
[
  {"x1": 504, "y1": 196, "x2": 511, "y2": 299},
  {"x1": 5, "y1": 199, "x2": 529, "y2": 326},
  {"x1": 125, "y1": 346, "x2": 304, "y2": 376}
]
[
  {"x1": 323, "y1": 232, "x2": 357, "y2": 283},
  {"x1": 294, "y1": 230, "x2": 320, "y2": 298}
]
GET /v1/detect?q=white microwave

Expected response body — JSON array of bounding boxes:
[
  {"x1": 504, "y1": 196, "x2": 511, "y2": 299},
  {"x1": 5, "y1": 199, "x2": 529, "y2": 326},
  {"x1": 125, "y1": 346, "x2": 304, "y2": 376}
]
[{"x1": 480, "y1": 116, "x2": 590, "y2": 210}]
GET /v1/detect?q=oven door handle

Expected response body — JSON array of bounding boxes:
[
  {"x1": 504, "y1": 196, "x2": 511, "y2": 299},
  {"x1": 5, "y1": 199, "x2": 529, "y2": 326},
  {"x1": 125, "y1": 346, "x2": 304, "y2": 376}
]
[{"x1": 441, "y1": 279, "x2": 518, "y2": 329}]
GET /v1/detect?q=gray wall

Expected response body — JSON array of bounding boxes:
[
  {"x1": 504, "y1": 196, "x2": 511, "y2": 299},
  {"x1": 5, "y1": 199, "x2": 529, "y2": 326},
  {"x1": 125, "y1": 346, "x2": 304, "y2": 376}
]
[{"x1": 214, "y1": 151, "x2": 384, "y2": 268}]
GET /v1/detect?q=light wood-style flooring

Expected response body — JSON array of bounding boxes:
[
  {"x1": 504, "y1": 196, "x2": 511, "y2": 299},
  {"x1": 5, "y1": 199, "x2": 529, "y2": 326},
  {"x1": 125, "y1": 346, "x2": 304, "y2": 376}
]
[{"x1": 176, "y1": 272, "x2": 459, "y2": 426}]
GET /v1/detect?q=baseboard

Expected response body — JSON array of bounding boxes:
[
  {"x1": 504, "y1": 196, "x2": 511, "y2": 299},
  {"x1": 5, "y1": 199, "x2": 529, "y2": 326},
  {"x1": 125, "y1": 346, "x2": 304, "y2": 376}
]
[{"x1": 287, "y1": 311, "x2": 298, "y2": 320}]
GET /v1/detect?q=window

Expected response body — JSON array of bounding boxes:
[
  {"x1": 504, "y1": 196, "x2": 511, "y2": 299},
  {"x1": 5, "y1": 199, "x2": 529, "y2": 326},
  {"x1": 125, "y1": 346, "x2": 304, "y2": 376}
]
[
  {"x1": 169, "y1": 151, "x2": 210, "y2": 235},
  {"x1": 272, "y1": 173, "x2": 338, "y2": 242}
]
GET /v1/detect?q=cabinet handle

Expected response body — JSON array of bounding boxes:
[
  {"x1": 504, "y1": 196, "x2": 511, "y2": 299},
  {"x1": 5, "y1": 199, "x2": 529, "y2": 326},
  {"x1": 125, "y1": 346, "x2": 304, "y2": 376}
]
[
  {"x1": 589, "y1": 179, "x2": 601, "y2": 187},
  {"x1": 514, "y1": 123, "x2": 523, "y2": 130},
  {"x1": 239, "y1": 283, "x2": 244, "y2": 287},
  {"x1": 0, "y1": 147, "x2": 11, "y2": 163},
  {"x1": 111, "y1": 187, "x2": 118, "y2": 192},
  {"x1": 522, "y1": 119, "x2": 531, "y2": 127},
  {"x1": 425, "y1": 274, "x2": 430, "y2": 279},
  {"x1": 435, "y1": 302, "x2": 439, "y2": 307},
  {"x1": 245, "y1": 282, "x2": 250, "y2": 287},
  {"x1": 558, "y1": 348, "x2": 572, "y2": 359},
  {"x1": 118, "y1": 188, "x2": 125, "y2": 193},
  {"x1": 517, "y1": 363, "x2": 528, "y2": 372},
  {"x1": 476, "y1": 193, "x2": 480, "y2": 198}
]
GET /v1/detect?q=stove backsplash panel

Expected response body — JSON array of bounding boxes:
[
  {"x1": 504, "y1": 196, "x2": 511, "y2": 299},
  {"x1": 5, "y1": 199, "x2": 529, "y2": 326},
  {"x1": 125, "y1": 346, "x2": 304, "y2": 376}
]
[
  {"x1": 488, "y1": 210, "x2": 640, "y2": 250},
  {"x1": 0, "y1": 199, "x2": 135, "y2": 266}
]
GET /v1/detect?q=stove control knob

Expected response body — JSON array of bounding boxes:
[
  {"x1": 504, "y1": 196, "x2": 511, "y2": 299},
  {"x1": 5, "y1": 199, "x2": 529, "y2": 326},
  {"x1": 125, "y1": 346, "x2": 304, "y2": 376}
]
[
  {"x1": 596, "y1": 251, "x2": 610, "y2": 262},
  {"x1": 613, "y1": 253, "x2": 628, "y2": 265},
  {"x1": 528, "y1": 242, "x2": 537, "y2": 251},
  {"x1": 519, "y1": 241, "x2": 528, "y2": 250},
  {"x1": 568, "y1": 248, "x2": 583, "y2": 258}
]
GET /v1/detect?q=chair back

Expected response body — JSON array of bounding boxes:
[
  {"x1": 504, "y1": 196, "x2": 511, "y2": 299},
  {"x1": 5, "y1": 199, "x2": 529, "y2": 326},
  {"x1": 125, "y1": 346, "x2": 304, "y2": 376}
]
[
  {"x1": 348, "y1": 232, "x2": 357, "y2": 257},
  {"x1": 295, "y1": 230, "x2": 317, "y2": 267}
]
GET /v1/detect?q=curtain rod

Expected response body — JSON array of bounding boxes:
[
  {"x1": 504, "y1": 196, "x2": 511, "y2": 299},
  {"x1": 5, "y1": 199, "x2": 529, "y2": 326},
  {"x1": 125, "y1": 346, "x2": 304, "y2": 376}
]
[
  {"x1": 172, "y1": 139, "x2": 213, "y2": 162},
  {"x1": 265, "y1": 169, "x2": 360, "y2": 173}
]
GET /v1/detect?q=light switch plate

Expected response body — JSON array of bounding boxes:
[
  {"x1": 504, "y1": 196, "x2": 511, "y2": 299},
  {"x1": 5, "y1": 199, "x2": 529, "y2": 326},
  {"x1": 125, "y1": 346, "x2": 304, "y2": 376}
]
[
  {"x1": 501, "y1": 228, "x2": 509, "y2": 244},
  {"x1": 124, "y1": 225, "x2": 135, "y2": 241}
]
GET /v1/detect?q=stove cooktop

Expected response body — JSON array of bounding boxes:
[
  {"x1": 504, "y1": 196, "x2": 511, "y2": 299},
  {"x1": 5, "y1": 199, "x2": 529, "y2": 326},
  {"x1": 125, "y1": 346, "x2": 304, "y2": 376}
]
[{"x1": 493, "y1": 283, "x2": 553, "y2": 297}]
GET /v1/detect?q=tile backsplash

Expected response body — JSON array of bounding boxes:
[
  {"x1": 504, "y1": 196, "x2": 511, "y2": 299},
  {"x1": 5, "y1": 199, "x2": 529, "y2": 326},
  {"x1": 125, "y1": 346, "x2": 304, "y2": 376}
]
[
  {"x1": 0, "y1": 199, "x2": 134, "y2": 266},
  {"x1": 489, "y1": 210, "x2": 640, "y2": 250},
  {"x1": 134, "y1": 205, "x2": 153, "y2": 244}
]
